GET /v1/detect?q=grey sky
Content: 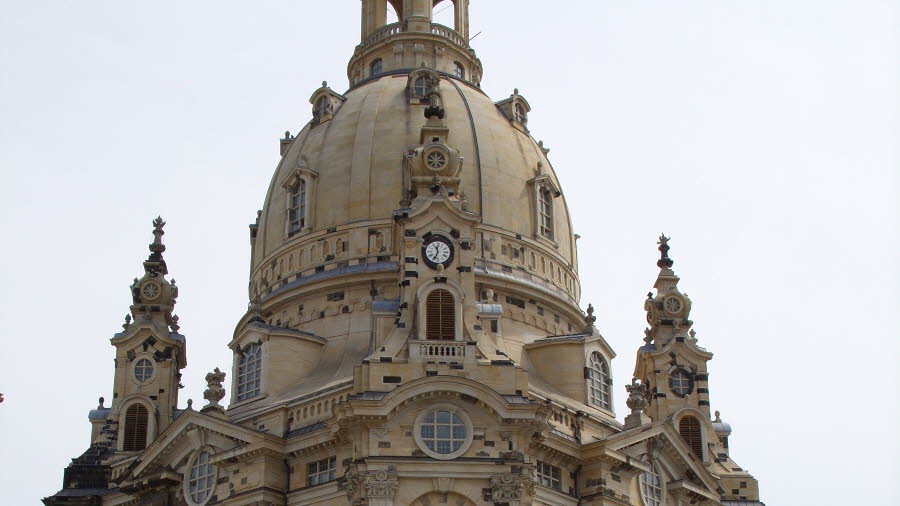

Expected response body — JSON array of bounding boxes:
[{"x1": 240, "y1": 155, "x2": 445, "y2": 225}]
[{"x1": 1, "y1": 1, "x2": 897, "y2": 504}]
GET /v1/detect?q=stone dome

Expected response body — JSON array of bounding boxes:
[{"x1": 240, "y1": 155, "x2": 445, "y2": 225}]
[{"x1": 249, "y1": 74, "x2": 582, "y2": 321}]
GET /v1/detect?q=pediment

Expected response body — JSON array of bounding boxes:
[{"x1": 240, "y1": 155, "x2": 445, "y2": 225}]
[
  {"x1": 118, "y1": 410, "x2": 281, "y2": 487},
  {"x1": 588, "y1": 421, "x2": 721, "y2": 501}
]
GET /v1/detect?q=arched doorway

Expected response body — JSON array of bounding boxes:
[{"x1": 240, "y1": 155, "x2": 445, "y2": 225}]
[{"x1": 410, "y1": 491, "x2": 477, "y2": 506}]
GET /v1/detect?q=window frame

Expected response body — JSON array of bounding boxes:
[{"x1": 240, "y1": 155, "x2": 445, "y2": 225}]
[
  {"x1": 132, "y1": 357, "x2": 155, "y2": 384},
  {"x1": 236, "y1": 342, "x2": 263, "y2": 402},
  {"x1": 306, "y1": 456, "x2": 337, "y2": 487},
  {"x1": 670, "y1": 368, "x2": 694, "y2": 397},
  {"x1": 370, "y1": 58, "x2": 383, "y2": 77},
  {"x1": 413, "y1": 404, "x2": 474, "y2": 460},
  {"x1": 587, "y1": 352, "x2": 612, "y2": 411},
  {"x1": 184, "y1": 449, "x2": 218, "y2": 506},
  {"x1": 313, "y1": 96, "x2": 332, "y2": 122},
  {"x1": 536, "y1": 460, "x2": 562, "y2": 491},
  {"x1": 287, "y1": 179, "x2": 307, "y2": 236},
  {"x1": 453, "y1": 61, "x2": 465, "y2": 79},
  {"x1": 539, "y1": 186, "x2": 554, "y2": 240},
  {"x1": 639, "y1": 460, "x2": 665, "y2": 506}
]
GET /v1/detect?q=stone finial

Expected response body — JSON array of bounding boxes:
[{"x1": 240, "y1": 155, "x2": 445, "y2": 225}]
[
  {"x1": 714, "y1": 410, "x2": 722, "y2": 422},
  {"x1": 201, "y1": 368, "x2": 227, "y2": 414},
  {"x1": 170, "y1": 314, "x2": 180, "y2": 333},
  {"x1": 187, "y1": 399, "x2": 193, "y2": 410},
  {"x1": 98, "y1": 397, "x2": 104, "y2": 409},
  {"x1": 149, "y1": 217, "x2": 166, "y2": 260},
  {"x1": 584, "y1": 304, "x2": 597, "y2": 329},
  {"x1": 657, "y1": 234, "x2": 674, "y2": 269},
  {"x1": 123, "y1": 314, "x2": 131, "y2": 329},
  {"x1": 643, "y1": 327, "x2": 653, "y2": 345},
  {"x1": 322, "y1": 80, "x2": 328, "y2": 88},
  {"x1": 624, "y1": 378, "x2": 652, "y2": 429}
]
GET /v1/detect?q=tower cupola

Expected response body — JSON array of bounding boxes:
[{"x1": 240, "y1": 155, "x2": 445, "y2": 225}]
[{"x1": 349, "y1": 0, "x2": 482, "y2": 87}]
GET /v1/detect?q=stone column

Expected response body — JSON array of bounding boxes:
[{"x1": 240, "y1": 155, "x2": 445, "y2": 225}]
[
  {"x1": 454, "y1": 0, "x2": 469, "y2": 40},
  {"x1": 406, "y1": 0, "x2": 432, "y2": 32}
]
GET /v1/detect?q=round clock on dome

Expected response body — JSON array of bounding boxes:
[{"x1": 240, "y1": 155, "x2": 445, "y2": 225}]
[{"x1": 422, "y1": 235, "x2": 454, "y2": 270}]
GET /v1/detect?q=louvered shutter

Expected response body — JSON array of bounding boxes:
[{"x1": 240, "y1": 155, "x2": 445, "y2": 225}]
[
  {"x1": 679, "y1": 416, "x2": 703, "y2": 458},
  {"x1": 425, "y1": 289, "x2": 455, "y2": 340},
  {"x1": 123, "y1": 404, "x2": 149, "y2": 451}
]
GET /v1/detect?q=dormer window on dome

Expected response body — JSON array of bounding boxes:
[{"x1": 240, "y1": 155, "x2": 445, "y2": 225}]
[
  {"x1": 495, "y1": 89, "x2": 532, "y2": 131},
  {"x1": 528, "y1": 163, "x2": 561, "y2": 245},
  {"x1": 309, "y1": 82, "x2": 345, "y2": 126},
  {"x1": 281, "y1": 158, "x2": 319, "y2": 238}
]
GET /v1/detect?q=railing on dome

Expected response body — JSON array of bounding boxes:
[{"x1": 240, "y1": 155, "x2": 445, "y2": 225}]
[
  {"x1": 430, "y1": 23, "x2": 468, "y2": 48},
  {"x1": 413, "y1": 340, "x2": 468, "y2": 361},
  {"x1": 362, "y1": 22, "x2": 406, "y2": 48},
  {"x1": 358, "y1": 22, "x2": 469, "y2": 51}
]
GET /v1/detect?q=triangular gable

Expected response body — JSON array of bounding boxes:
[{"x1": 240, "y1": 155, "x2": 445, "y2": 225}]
[
  {"x1": 117, "y1": 409, "x2": 281, "y2": 486},
  {"x1": 587, "y1": 421, "x2": 721, "y2": 500}
]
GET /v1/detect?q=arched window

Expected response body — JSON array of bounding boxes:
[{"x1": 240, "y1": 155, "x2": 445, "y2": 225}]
[
  {"x1": 123, "y1": 404, "x2": 149, "y2": 451},
  {"x1": 679, "y1": 415, "x2": 703, "y2": 459},
  {"x1": 370, "y1": 58, "x2": 383, "y2": 77},
  {"x1": 639, "y1": 461, "x2": 664, "y2": 506},
  {"x1": 236, "y1": 343, "x2": 262, "y2": 401},
  {"x1": 539, "y1": 187, "x2": 553, "y2": 239},
  {"x1": 425, "y1": 289, "x2": 455, "y2": 340},
  {"x1": 288, "y1": 179, "x2": 307, "y2": 235},
  {"x1": 453, "y1": 62, "x2": 465, "y2": 79},
  {"x1": 514, "y1": 103, "x2": 528, "y2": 126},
  {"x1": 587, "y1": 352, "x2": 611, "y2": 410},
  {"x1": 313, "y1": 96, "x2": 331, "y2": 121},
  {"x1": 186, "y1": 451, "x2": 217, "y2": 505}
]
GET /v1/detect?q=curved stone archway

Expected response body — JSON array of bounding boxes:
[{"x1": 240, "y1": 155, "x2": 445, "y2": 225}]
[{"x1": 410, "y1": 491, "x2": 478, "y2": 506}]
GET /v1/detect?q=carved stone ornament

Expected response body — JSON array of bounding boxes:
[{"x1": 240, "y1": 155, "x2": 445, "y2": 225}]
[
  {"x1": 625, "y1": 378, "x2": 650, "y2": 414},
  {"x1": 364, "y1": 470, "x2": 399, "y2": 499},
  {"x1": 201, "y1": 368, "x2": 226, "y2": 413},
  {"x1": 491, "y1": 473, "x2": 534, "y2": 502}
]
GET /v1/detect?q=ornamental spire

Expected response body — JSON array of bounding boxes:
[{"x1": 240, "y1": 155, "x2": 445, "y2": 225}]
[
  {"x1": 144, "y1": 216, "x2": 168, "y2": 276},
  {"x1": 657, "y1": 234, "x2": 673, "y2": 269}
]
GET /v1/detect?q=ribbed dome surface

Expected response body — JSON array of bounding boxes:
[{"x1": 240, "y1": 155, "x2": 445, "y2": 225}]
[{"x1": 251, "y1": 73, "x2": 579, "y2": 307}]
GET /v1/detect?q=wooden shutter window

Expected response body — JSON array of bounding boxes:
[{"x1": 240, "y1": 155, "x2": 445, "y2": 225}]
[
  {"x1": 425, "y1": 289, "x2": 455, "y2": 340},
  {"x1": 679, "y1": 416, "x2": 703, "y2": 459},
  {"x1": 123, "y1": 404, "x2": 149, "y2": 451}
]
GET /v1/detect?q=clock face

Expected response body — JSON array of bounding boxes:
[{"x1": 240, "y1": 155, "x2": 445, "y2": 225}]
[{"x1": 422, "y1": 236, "x2": 454, "y2": 269}]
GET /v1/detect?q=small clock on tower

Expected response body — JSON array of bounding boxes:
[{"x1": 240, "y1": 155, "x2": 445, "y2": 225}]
[{"x1": 422, "y1": 234, "x2": 454, "y2": 270}]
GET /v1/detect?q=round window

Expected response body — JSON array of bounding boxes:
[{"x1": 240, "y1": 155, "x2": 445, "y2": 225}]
[
  {"x1": 670, "y1": 369, "x2": 693, "y2": 396},
  {"x1": 413, "y1": 405, "x2": 473, "y2": 460},
  {"x1": 185, "y1": 451, "x2": 217, "y2": 505},
  {"x1": 664, "y1": 296, "x2": 683, "y2": 314},
  {"x1": 639, "y1": 461, "x2": 664, "y2": 506},
  {"x1": 134, "y1": 359, "x2": 154, "y2": 383},
  {"x1": 425, "y1": 149, "x2": 449, "y2": 171}
]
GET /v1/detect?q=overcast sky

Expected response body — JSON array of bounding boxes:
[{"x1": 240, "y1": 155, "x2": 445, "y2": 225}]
[{"x1": 1, "y1": 1, "x2": 897, "y2": 504}]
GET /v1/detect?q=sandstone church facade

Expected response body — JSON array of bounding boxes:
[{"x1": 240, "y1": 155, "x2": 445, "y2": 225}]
[{"x1": 45, "y1": 2, "x2": 764, "y2": 505}]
